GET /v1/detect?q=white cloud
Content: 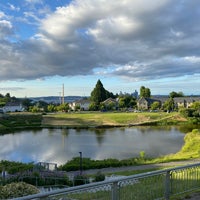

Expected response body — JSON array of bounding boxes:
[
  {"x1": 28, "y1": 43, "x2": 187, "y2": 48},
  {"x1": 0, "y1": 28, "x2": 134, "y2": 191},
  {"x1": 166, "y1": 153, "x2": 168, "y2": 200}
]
[
  {"x1": 0, "y1": 20, "x2": 13, "y2": 38},
  {"x1": 184, "y1": 56, "x2": 200, "y2": 63},
  {"x1": 170, "y1": 28, "x2": 184, "y2": 37},
  {"x1": 0, "y1": 11, "x2": 6, "y2": 19},
  {"x1": 25, "y1": 0, "x2": 43, "y2": 5},
  {"x1": 0, "y1": 0, "x2": 200, "y2": 83},
  {"x1": 8, "y1": 3, "x2": 20, "y2": 11},
  {"x1": 23, "y1": 11, "x2": 41, "y2": 22}
]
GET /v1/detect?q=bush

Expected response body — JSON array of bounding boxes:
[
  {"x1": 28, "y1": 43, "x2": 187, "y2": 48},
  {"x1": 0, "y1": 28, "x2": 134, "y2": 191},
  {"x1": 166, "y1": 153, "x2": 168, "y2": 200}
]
[
  {"x1": 0, "y1": 182, "x2": 39, "y2": 199},
  {"x1": 94, "y1": 171, "x2": 105, "y2": 182},
  {"x1": 180, "y1": 108, "x2": 199, "y2": 118},
  {"x1": 0, "y1": 160, "x2": 33, "y2": 174},
  {"x1": 73, "y1": 174, "x2": 89, "y2": 186}
]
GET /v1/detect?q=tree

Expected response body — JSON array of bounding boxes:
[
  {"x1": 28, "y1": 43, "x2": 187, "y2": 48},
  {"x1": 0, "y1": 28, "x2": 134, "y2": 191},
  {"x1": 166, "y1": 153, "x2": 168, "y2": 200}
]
[
  {"x1": 90, "y1": 80, "x2": 107, "y2": 105},
  {"x1": 191, "y1": 101, "x2": 200, "y2": 110},
  {"x1": 150, "y1": 101, "x2": 161, "y2": 110},
  {"x1": 22, "y1": 98, "x2": 32, "y2": 110},
  {"x1": 90, "y1": 80, "x2": 114, "y2": 106},
  {"x1": 47, "y1": 104, "x2": 57, "y2": 112},
  {"x1": 89, "y1": 102, "x2": 99, "y2": 111},
  {"x1": 5, "y1": 93, "x2": 10, "y2": 98},
  {"x1": 163, "y1": 98, "x2": 175, "y2": 112},
  {"x1": 140, "y1": 86, "x2": 151, "y2": 98},
  {"x1": 29, "y1": 105, "x2": 40, "y2": 113},
  {"x1": 118, "y1": 95, "x2": 136, "y2": 109},
  {"x1": 180, "y1": 108, "x2": 195, "y2": 118},
  {"x1": 191, "y1": 102, "x2": 200, "y2": 117},
  {"x1": 57, "y1": 103, "x2": 69, "y2": 112},
  {"x1": 169, "y1": 91, "x2": 184, "y2": 98},
  {"x1": 36, "y1": 101, "x2": 48, "y2": 112}
]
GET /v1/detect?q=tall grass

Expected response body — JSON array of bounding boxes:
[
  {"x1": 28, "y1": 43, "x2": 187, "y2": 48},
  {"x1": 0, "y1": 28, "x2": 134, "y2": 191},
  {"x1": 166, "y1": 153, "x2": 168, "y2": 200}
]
[{"x1": 153, "y1": 129, "x2": 200, "y2": 163}]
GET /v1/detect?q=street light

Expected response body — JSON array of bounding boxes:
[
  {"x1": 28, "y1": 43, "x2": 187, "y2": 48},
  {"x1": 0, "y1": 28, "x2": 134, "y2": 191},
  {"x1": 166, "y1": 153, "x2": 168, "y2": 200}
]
[{"x1": 79, "y1": 151, "x2": 82, "y2": 175}]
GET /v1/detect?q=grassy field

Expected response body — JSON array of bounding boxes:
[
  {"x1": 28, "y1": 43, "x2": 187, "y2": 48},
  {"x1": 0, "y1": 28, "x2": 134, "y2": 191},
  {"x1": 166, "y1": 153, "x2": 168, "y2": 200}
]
[
  {"x1": 0, "y1": 111, "x2": 189, "y2": 131},
  {"x1": 42, "y1": 111, "x2": 187, "y2": 128}
]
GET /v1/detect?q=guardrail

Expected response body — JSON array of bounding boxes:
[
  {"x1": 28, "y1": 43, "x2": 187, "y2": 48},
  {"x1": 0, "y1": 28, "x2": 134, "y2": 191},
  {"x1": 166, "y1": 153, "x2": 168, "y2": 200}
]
[{"x1": 13, "y1": 162, "x2": 200, "y2": 200}]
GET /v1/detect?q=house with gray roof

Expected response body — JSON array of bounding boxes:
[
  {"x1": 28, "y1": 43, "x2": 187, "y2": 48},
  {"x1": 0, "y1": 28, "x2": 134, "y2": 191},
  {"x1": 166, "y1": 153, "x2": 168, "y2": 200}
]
[
  {"x1": 137, "y1": 97, "x2": 161, "y2": 110},
  {"x1": 137, "y1": 96, "x2": 200, "y2": 110},
  {"x1": 3, "y1": 102, "x2": 24, "y2": 112}
]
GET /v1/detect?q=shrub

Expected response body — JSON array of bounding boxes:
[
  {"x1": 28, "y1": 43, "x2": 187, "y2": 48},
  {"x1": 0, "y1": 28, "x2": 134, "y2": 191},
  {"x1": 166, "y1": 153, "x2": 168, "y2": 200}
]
[
  {"x1": 180, "y1": 108, "x2": 197, "y2": 118},
  {"x1": 0, "y1": 160, "x2": 33, "y2": 174},
  {"x1": 0, "y1": 182, "x2": 39, "y2": 199},
  {"x1": 94, "y1": 171, "x2": 105, "y2": 182},
  {"x1": 139, "y1": 151, "x2": 146, "y2": 160},
  {"x1": 73, "y1": 175, "x2": 89, "y2": 186}
]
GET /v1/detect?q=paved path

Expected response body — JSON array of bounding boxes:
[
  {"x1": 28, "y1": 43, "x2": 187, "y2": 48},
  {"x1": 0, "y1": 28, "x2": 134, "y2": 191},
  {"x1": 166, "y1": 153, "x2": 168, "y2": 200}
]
[
  {"x1": 67, "y1": 159, "x2": 200, "y2": 176},
  {"x1": 182, "y1": 192, "x2": 200, "y2": 200},
  {"x1": 67, "y1": 159, "x2": 200, "y2": 200}
]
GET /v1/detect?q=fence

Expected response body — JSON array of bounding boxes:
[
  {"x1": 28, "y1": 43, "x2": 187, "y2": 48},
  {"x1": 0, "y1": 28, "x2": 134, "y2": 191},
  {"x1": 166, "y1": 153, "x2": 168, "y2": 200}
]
[{"x1": 13, "y1": 162, "x2": 200, "y2": 200}]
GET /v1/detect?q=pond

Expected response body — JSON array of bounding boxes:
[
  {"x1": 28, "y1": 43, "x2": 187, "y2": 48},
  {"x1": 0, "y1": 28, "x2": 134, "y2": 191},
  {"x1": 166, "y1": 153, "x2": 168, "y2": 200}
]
[{"x1": 0, "y1": 126, "x2": 198, "y2": 165}]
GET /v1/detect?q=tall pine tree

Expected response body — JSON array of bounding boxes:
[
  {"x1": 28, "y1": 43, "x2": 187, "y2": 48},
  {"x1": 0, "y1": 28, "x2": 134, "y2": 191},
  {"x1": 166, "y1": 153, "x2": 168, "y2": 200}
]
[
  {"x1": 90, "y1": 80, "x2": 114, "y2": 105},
  {"x1": 90, "y1": 80, "x2": 107, "y2": 105}
]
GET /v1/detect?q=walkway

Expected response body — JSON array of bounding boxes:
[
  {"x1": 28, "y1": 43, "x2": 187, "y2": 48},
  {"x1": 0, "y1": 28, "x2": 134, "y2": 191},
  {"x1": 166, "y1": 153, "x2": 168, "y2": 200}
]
[
  {"x1": 66, "y1": 159, "x2": 200, "y2": 200},
  {"x1": 66, "y1": 159, "x2": 200, "y2": 177}
]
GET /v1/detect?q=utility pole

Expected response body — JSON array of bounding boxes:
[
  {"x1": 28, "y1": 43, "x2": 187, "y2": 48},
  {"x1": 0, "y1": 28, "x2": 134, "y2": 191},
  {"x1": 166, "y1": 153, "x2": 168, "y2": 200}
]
[
  {"x1": 58, "y1": 92, "x2": 61, "y2": 105},
  {"x1": 62, "y1": 84, "x2": 65, "y2": 104},
  {"x1": 79, "y1": 151, "x2": 83, "y2": 175}
]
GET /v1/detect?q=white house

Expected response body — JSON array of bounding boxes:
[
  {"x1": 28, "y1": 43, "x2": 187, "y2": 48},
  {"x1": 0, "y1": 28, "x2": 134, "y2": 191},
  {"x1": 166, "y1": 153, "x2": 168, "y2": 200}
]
[
  {"x1": 69, "y1": 99, "x2": 90, "y2": 111},
  {"x1": 3, "y1": 102, "x2": 24, "y2": 112}
]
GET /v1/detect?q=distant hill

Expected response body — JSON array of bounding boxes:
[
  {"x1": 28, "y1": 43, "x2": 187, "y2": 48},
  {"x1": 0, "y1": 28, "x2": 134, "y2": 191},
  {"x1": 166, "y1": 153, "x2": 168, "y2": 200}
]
[{"x1": 30, "y1": 96, "x2": 85, "y2": 104}]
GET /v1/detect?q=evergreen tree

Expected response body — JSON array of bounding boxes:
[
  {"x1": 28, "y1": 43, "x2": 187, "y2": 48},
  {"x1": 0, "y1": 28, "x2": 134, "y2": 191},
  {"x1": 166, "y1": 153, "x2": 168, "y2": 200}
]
[
  {"x1": 90, "y1": 80, "x2": 107, "y2": 105},
  {"x1": 90, "y1": 80, "x2": 115, "y2": 106}
]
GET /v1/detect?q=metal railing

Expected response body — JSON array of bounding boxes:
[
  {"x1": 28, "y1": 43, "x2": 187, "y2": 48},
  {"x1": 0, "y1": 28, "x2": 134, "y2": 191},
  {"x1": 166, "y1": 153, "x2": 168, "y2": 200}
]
[{"x1": 13, "y1": 162, "x2": 200, "y2": 200}]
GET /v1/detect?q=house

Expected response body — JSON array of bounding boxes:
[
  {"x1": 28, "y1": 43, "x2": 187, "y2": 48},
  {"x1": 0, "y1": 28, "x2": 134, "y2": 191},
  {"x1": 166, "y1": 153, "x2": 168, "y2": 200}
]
[
  {"x1": 137, "y1": 96, "x2": 200, "y2": 111},
  {"x1": 101, "y1": 98, "x2": 118, "y2": 110},
  {"x1": 137, "y1": 97, "x2": 161, "y2": 110},
  {"x1": 3, "y1": 102, "x2": 24, "y2": 112},
  {"x1": 174, "y1": 97, "x2": 200, "y2": 109},
  {"x1": 69, "y1": 99, "x2": 90, "y2": 111}
]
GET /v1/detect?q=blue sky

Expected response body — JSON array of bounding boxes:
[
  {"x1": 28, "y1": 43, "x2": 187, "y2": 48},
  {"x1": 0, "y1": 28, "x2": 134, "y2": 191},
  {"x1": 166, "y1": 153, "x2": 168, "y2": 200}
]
[{"x1": 0, "y1": 0, "x2": 199, "y2": 97}]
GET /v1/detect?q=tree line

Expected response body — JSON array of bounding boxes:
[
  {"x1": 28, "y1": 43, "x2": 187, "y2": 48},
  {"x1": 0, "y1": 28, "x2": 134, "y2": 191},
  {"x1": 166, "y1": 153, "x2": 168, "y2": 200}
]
[{"x1": 0, "y1": 79, "x2": 199, "y2": 115}]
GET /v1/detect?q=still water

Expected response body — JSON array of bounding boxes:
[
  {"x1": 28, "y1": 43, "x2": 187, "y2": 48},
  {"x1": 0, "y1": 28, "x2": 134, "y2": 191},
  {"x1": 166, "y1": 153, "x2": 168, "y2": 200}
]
[{"x1": 0, "y1": 126, "x2": 192, "y2": 165}]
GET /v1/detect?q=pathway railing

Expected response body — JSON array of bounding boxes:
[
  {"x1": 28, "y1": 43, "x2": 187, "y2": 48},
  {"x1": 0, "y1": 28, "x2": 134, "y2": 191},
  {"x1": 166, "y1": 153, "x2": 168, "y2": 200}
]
[{"x1": 13, "y1": 162, "x2": 200, "y2": 200}]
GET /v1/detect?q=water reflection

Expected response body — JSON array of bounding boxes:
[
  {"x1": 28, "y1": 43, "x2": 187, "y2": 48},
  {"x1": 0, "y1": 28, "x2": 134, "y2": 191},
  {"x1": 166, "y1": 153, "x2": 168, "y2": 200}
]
[
  {"x1": 94, "y1": 129, "x2": 106, "y2": 146},
  {"x1": 0, "y1": 126, "x2": 198, "y2": 165}
]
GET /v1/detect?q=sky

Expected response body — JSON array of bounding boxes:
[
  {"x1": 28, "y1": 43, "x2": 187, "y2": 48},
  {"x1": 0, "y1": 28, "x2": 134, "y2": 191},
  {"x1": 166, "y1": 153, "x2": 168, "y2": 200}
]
[{"x1": 0, "y1": 0, "x2": 200, "y2": 97}]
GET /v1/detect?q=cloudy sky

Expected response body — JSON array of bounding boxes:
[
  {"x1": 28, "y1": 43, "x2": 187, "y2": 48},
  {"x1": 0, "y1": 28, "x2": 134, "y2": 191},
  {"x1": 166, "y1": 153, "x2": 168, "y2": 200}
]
[{"x1": 0, "y1": 0, "x2": 199, "y2": 97}]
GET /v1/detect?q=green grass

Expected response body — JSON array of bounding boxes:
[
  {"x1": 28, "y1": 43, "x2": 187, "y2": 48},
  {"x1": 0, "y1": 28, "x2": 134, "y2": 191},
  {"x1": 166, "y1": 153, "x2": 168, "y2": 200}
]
[
  {"x1": 57, "y1": 169, "x2": 200, "y2": 200},
  {"x1": 55, "y1": 163, "x2": 200, "y2": 200},
  {"x1": 0, "y1": 113, "x2": 42, "y2": 132},
  {"x1": 0, "y1": 111, "x2": 188, "y2": 130},
  {"x1": 104, "y1": 168, "x2": 164, "y2": 176},
  {"x1": 154, "y1": 129, "x2": 200, "y2": 162},
  {"x1": 43, "y1": 111, "x2": 181, "y2": 127}
]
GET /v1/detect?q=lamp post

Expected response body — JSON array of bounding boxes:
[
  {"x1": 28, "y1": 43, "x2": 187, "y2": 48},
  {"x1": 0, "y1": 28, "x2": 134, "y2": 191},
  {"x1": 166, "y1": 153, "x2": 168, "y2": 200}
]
[{"x1": 79, "y1": 151, "x2": 82, "y2": 175}]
